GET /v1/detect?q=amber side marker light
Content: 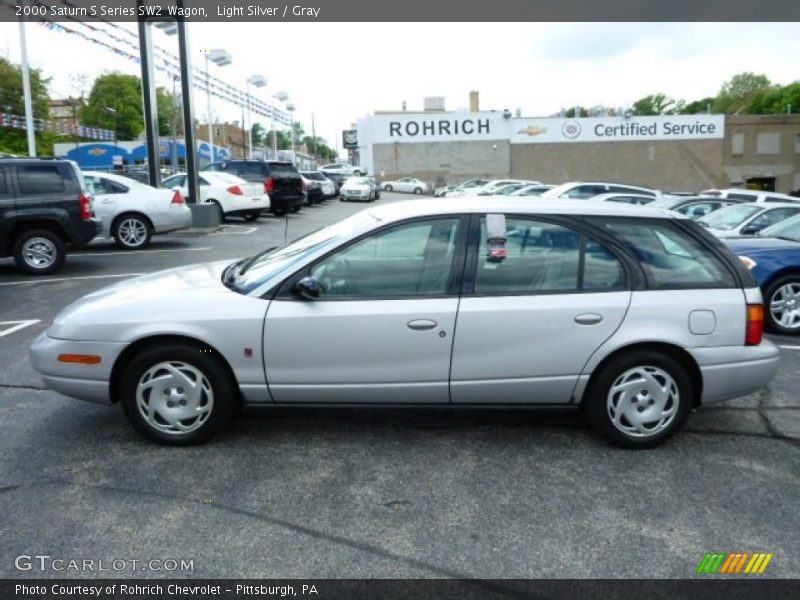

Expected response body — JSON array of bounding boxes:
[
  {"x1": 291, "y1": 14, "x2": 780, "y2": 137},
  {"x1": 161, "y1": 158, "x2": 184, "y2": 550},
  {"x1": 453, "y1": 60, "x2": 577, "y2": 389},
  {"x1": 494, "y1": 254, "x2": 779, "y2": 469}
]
[
  {"x1": 57, "y1": 354, "x2": 102, "y2": 365},
  {"x1": 745, "y1": 304, "x2": 764, "y2": 346}
]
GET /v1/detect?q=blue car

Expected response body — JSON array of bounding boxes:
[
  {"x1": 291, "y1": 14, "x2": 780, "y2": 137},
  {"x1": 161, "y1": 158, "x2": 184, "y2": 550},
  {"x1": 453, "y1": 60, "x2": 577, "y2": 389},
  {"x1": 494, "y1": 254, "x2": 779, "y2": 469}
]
[{"x1": 725, "y1": 214, "x2": 800, "y2": 335}]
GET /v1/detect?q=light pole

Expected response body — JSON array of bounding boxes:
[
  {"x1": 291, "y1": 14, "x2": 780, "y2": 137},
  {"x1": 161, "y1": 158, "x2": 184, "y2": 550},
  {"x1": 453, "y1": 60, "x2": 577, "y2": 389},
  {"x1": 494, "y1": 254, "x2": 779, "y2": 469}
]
[
  {"x1": 272, "y1": 91, "x2": 288, "y2": 158},
  {"x1": 245, "y1": 75, "x2": 267, "y2": 159},
  {"x1": 18, "y1": 14, "x2": 36, "y2": 157},
  {"x1": 285, "y1": 102, "x2": 296, "y2": 164},
  {"x1": 199, "y1": 48, "x2": 232, "y2": 165}
]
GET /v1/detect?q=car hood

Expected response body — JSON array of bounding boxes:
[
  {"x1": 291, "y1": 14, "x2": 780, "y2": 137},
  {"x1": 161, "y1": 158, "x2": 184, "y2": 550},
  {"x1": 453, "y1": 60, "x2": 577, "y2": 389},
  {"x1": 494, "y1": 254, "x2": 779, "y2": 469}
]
[
  {"x1": 48, "y1": 260, "x2": 248, "y2": 341},
  {"x1": 725, "y1": 236, "x2": 800, "y2": 255}
]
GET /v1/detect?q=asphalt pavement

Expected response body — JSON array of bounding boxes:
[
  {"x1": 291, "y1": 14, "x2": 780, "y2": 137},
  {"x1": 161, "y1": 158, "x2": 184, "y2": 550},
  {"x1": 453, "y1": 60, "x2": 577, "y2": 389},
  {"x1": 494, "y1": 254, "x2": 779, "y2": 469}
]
[{"x1": 1, "y1": 192, "x2": 798, "y2": 579}]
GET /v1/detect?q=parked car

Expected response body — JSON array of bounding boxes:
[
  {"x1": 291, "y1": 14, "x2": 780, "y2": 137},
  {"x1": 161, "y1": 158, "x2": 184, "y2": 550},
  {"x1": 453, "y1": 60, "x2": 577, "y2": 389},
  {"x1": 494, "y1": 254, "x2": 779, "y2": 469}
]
[
  {"x1": 726, "y1": 214, "x2": 800, "y2": 334},
  {"x1": 448, "y1": 179, "x2": 539, "y2": 197},
  {"x1": 340, "y1": 177, "x2": 376, "y2": 202},
  {"x1": 0, "y1": 158, "x2": 100, "y2": 274},
  {"x1": 367, "y1": 176, "x2": 381, "y2": 200},
  {"x1": 319, "y1": 162, "x2": 362, "y2": 176},
  {"x1": 589, "y1": 193, "x2": 658, "y2": 206},
  {"x1": 204, "y1": 160, "x2": 305, "y2": 216},
  {"x1": 31, "y1": 198, "x2": 778, "y2": 448},
  {"x1": 541, "y1": 181, "x2": 661, "y2": 200},
  {"x1": 648, "y1": 196, "x2": 739, "y2": 220},
  {"x1": 162, "y1": 171, "x2": 269, "y2": 221},
  {"x1": 301, "y1": 171, "x2": 336, "y2": 199},
  {"x1": 435, "y1": 179, "x2": 490, "y2": 197},
  {"x1": 83, "y1": 171, "x2": 192, "y2": 249},
  {"x1": 319, "y1": 171, "x2": 348, "y2": 196},
  {"x1": 510, "y1": 184, "x2": 555, "y2": 197},
  {"x1": 698, "y1": 203, "x2": 800, "y2": 239},
  {"x1": 700, "y1": 188, "x2": 800, "y2": 204},
  {"x1": 381, "y1": 177, "x2": 429, "y2": 195},
  {"x1": 300, "y1": 173, "x2": 324, "y2": 205},
  {"x1": 478, "y1": 183, "x2": 530, "y2": 196}
]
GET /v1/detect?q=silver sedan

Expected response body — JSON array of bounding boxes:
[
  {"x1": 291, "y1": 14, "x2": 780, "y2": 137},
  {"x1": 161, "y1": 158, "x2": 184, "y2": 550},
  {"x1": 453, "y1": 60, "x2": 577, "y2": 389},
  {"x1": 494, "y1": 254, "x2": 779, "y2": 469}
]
[{"x1": 31, "y1": 198, "x2": 779, "y2": 447}]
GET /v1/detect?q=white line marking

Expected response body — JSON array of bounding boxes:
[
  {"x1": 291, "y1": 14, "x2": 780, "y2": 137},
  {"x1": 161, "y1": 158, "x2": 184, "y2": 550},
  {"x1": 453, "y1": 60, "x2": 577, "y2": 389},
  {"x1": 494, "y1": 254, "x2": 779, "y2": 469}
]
[
  {"x1": 0, "y1": 320, "x2": 41, "y2": 337},
  {"x1": 211, "y1": 226, "x2": 257, "y2": 236},
  {"x1": 0, "y1": 273, "x2": 144, "y2": 287},
  {"x1": 778, "y1": 345, "x2": 800, "y2": 350},
  {"x1": 73, "y1": 246, "x2": 212, "y2": 257}
]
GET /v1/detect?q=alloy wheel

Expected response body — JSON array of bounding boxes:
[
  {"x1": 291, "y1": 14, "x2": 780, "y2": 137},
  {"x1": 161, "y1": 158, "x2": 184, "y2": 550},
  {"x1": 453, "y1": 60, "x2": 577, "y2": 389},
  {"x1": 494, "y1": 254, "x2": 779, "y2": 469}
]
[
  {"x1": 22, "y1": 237, "x2": 57, "y2": 269},
  {"x1": 770, "y1": 282, "x2": 800, "y2": 330}
]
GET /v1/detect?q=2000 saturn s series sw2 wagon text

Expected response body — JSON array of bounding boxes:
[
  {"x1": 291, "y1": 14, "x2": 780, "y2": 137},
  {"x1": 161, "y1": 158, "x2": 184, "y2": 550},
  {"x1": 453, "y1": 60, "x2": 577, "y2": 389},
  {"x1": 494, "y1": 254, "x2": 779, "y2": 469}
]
[{"x1": 31, "y1": 198, "x2": 780, "y2": 448}]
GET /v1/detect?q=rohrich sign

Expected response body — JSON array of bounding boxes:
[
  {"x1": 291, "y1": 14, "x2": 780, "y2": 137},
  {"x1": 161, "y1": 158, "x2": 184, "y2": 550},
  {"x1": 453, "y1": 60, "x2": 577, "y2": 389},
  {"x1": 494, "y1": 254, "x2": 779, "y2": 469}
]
[{"x1": 366, "y1": 113, "x2": 506, "y2": 144}]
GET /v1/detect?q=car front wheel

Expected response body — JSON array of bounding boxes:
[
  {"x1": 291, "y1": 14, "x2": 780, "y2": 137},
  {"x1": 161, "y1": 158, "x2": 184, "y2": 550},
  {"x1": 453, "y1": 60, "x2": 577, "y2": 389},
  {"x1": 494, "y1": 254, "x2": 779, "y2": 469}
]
[
  {"x1": 119, "y1": 343, "x2": 236, "y2": 445},
  {"x1": 414, "y1": 187, "x2": 423, "y2": 195},
  {"x1": 113, "y1": 214, "x2": 152, "y2": 250},
  {"x1": 585, "y1": 350, "x2": 691, "y2": 449},
  {"x1": 765, "y1": 276, "x2": 800, "y2": 334},
  {"x1": 384, "y1": 184, "x2": 393, "y2": 192}
]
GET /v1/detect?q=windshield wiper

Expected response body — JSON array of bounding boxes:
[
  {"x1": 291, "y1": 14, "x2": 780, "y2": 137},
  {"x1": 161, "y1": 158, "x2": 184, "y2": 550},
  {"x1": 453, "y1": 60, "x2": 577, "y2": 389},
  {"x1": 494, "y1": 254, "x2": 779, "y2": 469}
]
[{"x1": 238, "y1": 246, "x2": 279, "y2": 277}]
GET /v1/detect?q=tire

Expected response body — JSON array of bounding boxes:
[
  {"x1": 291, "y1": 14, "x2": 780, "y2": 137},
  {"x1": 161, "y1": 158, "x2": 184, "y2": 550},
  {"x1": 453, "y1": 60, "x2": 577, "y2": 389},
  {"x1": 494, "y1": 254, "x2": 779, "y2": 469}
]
[
  {"x1": 113, "y1": 213, "x2": 152, "y2": 250},
  {"x1": 13, "y1": 228, "x2": 66, "y2": 275},
  {"x1": 414, "y1": 187, "x2": 423, "y2": 195},
  {"x1": 119, "y1": 343, "x2": 236, "y2": 445},
  {"x1": 208, "y1": 200, "x2": 225, "y2": 223},
  {"x1": 585, "y1": 350, "x2": 692, "y2": 449},
  {"x1": 243, "y1": 211, "x2": 260, "y2": 222},
  {"x1": 764, "y1": 276, "x2": 800, "y2": 334},
  {"x1": 384, "y1": 184, "x2": 393, "y2": 192},
  {"x1": 290, "y1": 206, "x2": 301, "y2": 213},
  {"x1": 273, "y1": 208, "x2": 288, "y2": 217}
]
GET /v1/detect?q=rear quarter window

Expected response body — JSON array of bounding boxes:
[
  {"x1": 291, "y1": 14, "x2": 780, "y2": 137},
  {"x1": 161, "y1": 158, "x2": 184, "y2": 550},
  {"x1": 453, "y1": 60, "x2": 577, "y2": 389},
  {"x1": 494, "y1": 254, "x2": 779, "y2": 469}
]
[
  {"x1": 17, "y1": 165, "x2": 66, "y2": 195},
  {"x1": 593, "y1": 218, "x2": 737, "y2": 289}
]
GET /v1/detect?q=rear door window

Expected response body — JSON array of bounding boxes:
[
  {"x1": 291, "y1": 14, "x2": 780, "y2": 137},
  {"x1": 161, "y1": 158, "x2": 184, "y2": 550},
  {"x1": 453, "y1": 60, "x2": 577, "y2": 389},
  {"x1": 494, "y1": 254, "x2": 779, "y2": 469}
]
[
  {"x1": 268, "y1": 162, "x2": 300, "y2": 176},
  {"x1": 748, "y1": 207, "x2": 800, "y2": 230},
  {"x1": 598, "y1": 218, "x2": 736, "y2": 289},
  {"x1": 726, "y1": 192, "x2": 758, "y2": 201},
  {"x1": 17, "y1": 165, "x2": 66, "y2": 195},
  {"x1": 237, "y1": 162, "x2": 268, "y2": 179}
]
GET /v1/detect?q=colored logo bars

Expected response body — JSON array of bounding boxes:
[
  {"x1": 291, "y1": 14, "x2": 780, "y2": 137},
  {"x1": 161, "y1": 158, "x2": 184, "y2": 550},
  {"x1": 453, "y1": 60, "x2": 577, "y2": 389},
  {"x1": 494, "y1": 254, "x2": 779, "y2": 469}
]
[{"x1": 697, "y1": 552, "x2": 773, "y2": 574}]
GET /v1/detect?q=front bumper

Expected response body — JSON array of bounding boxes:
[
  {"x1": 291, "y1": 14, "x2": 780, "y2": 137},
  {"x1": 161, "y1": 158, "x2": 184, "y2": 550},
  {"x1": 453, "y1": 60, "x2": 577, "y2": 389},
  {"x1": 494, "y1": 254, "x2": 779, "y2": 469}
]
[
  {"x1": 688, "y1": 340, "x2": 781, "y2": 404},
  {"x1": 30, "y1": 332, "x2": 127, "y2": 405}
]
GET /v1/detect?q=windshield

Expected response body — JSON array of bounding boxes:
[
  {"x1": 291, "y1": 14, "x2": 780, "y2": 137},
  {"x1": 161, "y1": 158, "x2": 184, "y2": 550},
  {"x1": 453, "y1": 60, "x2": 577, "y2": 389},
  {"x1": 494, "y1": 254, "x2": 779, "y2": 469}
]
[
  {"x1": 228, "y1": 211, "x2": 381, "y2": 294},
  {"x1": 347, "y1": 177, "x2": 370, "y2": 185},
  {"x1": 760, "y1": 214, "x2": 800, "y2": 241},
  {"x1": 702, "y1": 204, "x2": 761, "y2": 230}
]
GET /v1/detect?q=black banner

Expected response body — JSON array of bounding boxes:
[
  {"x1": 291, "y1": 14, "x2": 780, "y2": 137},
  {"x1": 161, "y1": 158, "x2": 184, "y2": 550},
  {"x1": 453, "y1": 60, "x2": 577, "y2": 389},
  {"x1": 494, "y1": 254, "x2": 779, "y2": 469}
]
[{"x1": 4, "y1": 579, "x2": 800, "y2": 600}]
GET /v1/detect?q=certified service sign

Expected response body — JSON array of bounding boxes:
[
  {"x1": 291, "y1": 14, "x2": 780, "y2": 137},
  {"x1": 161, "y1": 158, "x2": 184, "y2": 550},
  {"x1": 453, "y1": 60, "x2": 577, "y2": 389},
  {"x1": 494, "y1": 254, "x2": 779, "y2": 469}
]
[{"x1": 342, "y1": 129, "x2": 358, "y2": 149}]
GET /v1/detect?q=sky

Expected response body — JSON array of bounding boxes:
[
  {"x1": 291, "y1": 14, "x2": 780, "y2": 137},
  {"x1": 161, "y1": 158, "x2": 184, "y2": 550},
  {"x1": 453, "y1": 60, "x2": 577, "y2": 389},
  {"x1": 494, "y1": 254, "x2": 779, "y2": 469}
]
[{"x1": 1, "y1": 21, "x2": 799, "y2": 153}]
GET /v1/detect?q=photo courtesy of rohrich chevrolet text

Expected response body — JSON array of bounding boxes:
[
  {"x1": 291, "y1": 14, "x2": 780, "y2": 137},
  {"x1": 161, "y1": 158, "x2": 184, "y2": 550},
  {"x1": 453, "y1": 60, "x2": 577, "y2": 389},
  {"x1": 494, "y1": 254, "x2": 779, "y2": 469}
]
[{"x1": 0, "y1": 1, "x2": 798, "y2": 599}]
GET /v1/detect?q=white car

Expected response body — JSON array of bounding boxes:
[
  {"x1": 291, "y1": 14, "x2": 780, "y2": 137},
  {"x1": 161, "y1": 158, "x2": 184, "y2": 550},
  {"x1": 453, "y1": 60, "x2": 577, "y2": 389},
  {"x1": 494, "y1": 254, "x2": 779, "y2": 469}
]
[
  {"x1": 164, "y1": 172, "x2": 269, "y2": 222},
  {"x1": 699, "y1": 202, "x2": 800, "y2": 238},
  {"x1": 83, "y1": 171, "x2": 192, "y2": 250},
  {"x1": 510, "y1": 184, "x2": 555, "y2": 197},
  {"x1": 381, "y1": 177, "x2": 429, "y2": 195},
  {"x1": 541, "y1": 182, "x2": 661, "y2": 200},
  {"x1": 589, "y1": 193, "x2": 658, "y2": 206},
  {"x1": 699, "y1": 188, "x2": 800, "y2": 204},
  {"x1": 301, "y1": 171, "x2": 336, "y2": 199},
  {"x1": 448, "y1": 179, "x2": 540, "y2": 197},
  {"x1": 319, "y1": 162, "x2": 362, "y2": 176},
  {"x1": 340, "y1": 177, "x2": 376, "y2": 202}
]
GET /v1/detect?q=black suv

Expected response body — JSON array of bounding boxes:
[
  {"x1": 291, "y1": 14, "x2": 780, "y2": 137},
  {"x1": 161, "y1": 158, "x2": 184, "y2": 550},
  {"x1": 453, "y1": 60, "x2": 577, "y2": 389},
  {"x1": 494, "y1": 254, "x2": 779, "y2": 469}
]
[
  {"x1": 204, "y1": 160, "x2": 305, "y2": 216},
  {"x1": 0, "y1": 159, "x2": 100, "y2": 275}
]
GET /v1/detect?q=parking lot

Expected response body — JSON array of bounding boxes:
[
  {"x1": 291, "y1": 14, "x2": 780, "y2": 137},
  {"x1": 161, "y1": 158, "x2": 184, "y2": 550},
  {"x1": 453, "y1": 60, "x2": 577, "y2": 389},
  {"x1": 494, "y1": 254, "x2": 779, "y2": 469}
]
[{"x1": 1, "y1": 191, "x2": 798, "y2": 579}]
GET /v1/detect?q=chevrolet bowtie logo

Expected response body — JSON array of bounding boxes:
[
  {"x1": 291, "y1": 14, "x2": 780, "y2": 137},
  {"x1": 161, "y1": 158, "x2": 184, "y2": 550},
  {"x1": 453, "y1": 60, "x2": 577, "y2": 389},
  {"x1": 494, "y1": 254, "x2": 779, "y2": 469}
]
[
  {"x1": 517, "y1": 126, "x2": 548, "y2": 136},
  {"x1": 697, "y1": 552, "x2": 774, "y2": 574},
  {"x1": 87, "y1": 148, "x2": 107, "y2": 156}
]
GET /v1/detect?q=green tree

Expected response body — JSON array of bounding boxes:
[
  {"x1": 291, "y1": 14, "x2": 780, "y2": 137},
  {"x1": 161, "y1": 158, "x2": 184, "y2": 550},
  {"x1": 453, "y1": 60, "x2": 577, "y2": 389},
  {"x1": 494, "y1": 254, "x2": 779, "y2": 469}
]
[
  {"x1": 713, "y1": 72, "x2": 774, "y2": 114},
  {"x1": 0, "y1": 57, "x2": 52, "y2": 155},
  {"x1": 631, "y1": 93, "x2": 684, "y2": 116},
  {"x1": 156, "y1": 86, "x2": 180, "y2": 136},
  {"x1": 746, "y1": 81, "x2": 800, "y2": 115},
  {"x1": 251, "y1": 123, "x2": 266, "y2": 146},
  {"x1": 265, "y1": 129, "x2": 290, "y2": 150},
  {"x1": 289, "y1": 121, "x2": 305, "y2": 145},
  {"x1": 81, "y1": 72, "x2": 144, "y2": 140},
  {"x1": 680, "y1": 97, "x2": 715, "y2": 114}
]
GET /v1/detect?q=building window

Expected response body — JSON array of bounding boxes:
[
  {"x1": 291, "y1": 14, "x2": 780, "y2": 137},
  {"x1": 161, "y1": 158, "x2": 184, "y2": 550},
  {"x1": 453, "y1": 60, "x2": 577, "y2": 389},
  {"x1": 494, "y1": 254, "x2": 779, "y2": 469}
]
[
  {"x1": 731, "y1": 133, "x2": 744, "y2": 155},
  {"x1": 756, "y1": 132, "x2": 780, "y2": 155}
]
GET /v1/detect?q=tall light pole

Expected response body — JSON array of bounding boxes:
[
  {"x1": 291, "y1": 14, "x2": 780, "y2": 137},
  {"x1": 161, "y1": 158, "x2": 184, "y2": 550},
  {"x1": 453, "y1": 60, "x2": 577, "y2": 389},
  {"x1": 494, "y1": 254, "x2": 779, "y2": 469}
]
[
  {"x1": 18, "y1": 15, "x2": 36, "y2": 157},
  {"x1": 246, "y1": 75, "x2": 267, "y2": 159},
  {"x1": 285, "y1": 102, "x2": 296, "y2": 164},
  {"x1": 199, "y1": 48, "x2": 232, "y2": 165},
  {"x1": 272, "y1": 91, "x2": 288, "y2": 158}
]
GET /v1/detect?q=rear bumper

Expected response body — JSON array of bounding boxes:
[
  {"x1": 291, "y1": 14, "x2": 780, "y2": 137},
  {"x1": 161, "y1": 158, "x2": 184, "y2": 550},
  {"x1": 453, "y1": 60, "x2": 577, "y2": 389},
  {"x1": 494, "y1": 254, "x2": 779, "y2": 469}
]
[
  {"x1": 270, "y1": 194, "x2": 305, "y2": 212},
  {"x1": 68, "y1": 218, "x2": 102, "y2": 246},
  {"x1": 688, "y1": 340, "x2": 781, "y2": 405},
  {"x1": 153, "y1": 206, "x2": 192, "y2": 234}
]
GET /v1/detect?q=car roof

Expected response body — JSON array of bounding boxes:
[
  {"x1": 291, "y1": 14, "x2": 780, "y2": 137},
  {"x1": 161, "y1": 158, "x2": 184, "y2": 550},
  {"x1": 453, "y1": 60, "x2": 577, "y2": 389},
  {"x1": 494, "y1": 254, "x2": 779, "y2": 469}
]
[{"x1": 361, "y1": 197, "x2": 682, "y2": 222}]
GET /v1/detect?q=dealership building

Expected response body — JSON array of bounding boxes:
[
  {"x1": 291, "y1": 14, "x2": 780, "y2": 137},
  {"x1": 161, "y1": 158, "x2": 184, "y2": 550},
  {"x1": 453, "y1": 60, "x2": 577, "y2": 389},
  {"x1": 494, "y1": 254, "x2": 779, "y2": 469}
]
[{"x1": 356, "y1": 104, "x2": 800, "y2": 194}]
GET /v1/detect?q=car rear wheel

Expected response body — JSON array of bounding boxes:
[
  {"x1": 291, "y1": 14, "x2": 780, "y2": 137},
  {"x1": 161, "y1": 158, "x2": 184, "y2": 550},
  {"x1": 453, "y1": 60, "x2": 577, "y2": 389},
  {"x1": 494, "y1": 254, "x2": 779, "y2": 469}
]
[
  {"x1": 13, "y1": 229, "x2": 66, "y2": 275},
  {"x1": 384, "y1": 184, "x2": 393, "y2": 192},
  {"x1": 414, "y1": 187, "x2": 423, "y2": 195},
  {"x1": 765, "y1": 276, "x2": 800, "y2": 334},
  {"x1": 243, "y1": 211, "x2": 260, "y2": 222},
  {"x1": 585, "y1": 351, "x2": 691, "y2": 449},
  {"x1": 113, "y1": 214, "x2": 152, "y2": 250},
  {"x1": 119, "y1": 343, "x2": 236, "y2": 445}
]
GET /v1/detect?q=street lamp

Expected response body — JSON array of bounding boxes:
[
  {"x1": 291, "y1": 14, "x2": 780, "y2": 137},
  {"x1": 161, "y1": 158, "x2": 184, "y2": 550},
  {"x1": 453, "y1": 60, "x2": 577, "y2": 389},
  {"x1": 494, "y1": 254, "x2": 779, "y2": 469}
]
[
  {"x1": 272, "y1": 91, "x2": 288, "y2": 157},
  {"x1": 285, "y1": 102, "x2": 296, "y2": 164},
  {"x1": 199, "y1": 48, "x2": 232, "y2": 165},
  {"x1": 246, "y1": 75, "x2": 267, "y2": 159}
]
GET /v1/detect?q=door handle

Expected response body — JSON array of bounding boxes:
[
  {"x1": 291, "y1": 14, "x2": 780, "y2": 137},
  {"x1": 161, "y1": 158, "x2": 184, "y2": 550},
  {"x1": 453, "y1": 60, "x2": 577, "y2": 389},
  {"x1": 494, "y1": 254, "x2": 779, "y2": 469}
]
[
  {"x1": 574, "y1": 313, "x2": 603, "y2": 325},
  {"x1": 407, "y1": 319, "x2": 437, "y2": 331}
]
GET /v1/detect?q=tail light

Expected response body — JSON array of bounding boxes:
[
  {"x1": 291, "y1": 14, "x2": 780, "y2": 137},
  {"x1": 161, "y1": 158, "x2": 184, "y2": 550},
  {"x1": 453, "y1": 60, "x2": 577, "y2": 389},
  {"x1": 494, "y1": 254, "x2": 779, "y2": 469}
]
[
  {"x1": 745, "y1": 304, "x2": 764, "y2": 346},
  {"x1": 264, "y1": 176, "x2": 275, "y2": 193},
  {"x1": 227, "y1": 185, "x2": 243, "y2": 195},
  {"x1": 78, "y1": 193, "x2": 93, "y2": 220},
  {"x1": 171, "y1": 191, "x2": 185, "y2": 205}
]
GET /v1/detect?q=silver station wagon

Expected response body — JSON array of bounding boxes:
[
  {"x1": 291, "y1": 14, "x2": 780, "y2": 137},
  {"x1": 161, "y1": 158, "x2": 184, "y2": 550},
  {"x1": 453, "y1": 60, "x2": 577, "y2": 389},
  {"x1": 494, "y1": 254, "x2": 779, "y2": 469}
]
[{"x1": 31, "y1": 199, "x2": 780, "y2": 448}]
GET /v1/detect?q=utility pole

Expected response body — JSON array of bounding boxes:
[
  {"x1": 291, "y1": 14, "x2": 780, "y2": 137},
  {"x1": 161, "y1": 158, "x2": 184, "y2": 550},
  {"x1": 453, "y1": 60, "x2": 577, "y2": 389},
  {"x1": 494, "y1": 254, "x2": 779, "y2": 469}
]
[
  {"x1": 18, "y1": 14, "x2": 36, "y2": 157},
  {"x1": 311, "y1": 113, "x2": 317, "y2": 165}
]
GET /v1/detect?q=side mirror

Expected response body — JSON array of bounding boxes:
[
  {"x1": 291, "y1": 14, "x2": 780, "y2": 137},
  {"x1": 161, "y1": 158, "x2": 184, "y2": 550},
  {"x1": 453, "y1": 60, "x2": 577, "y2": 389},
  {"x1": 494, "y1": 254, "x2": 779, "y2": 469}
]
[
  {"x1": 293, "y1": 276, "x2": 322, "y2": 300},
  {"x1": 741, "y1": 225, "x2": 761, "y2": 235}
]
